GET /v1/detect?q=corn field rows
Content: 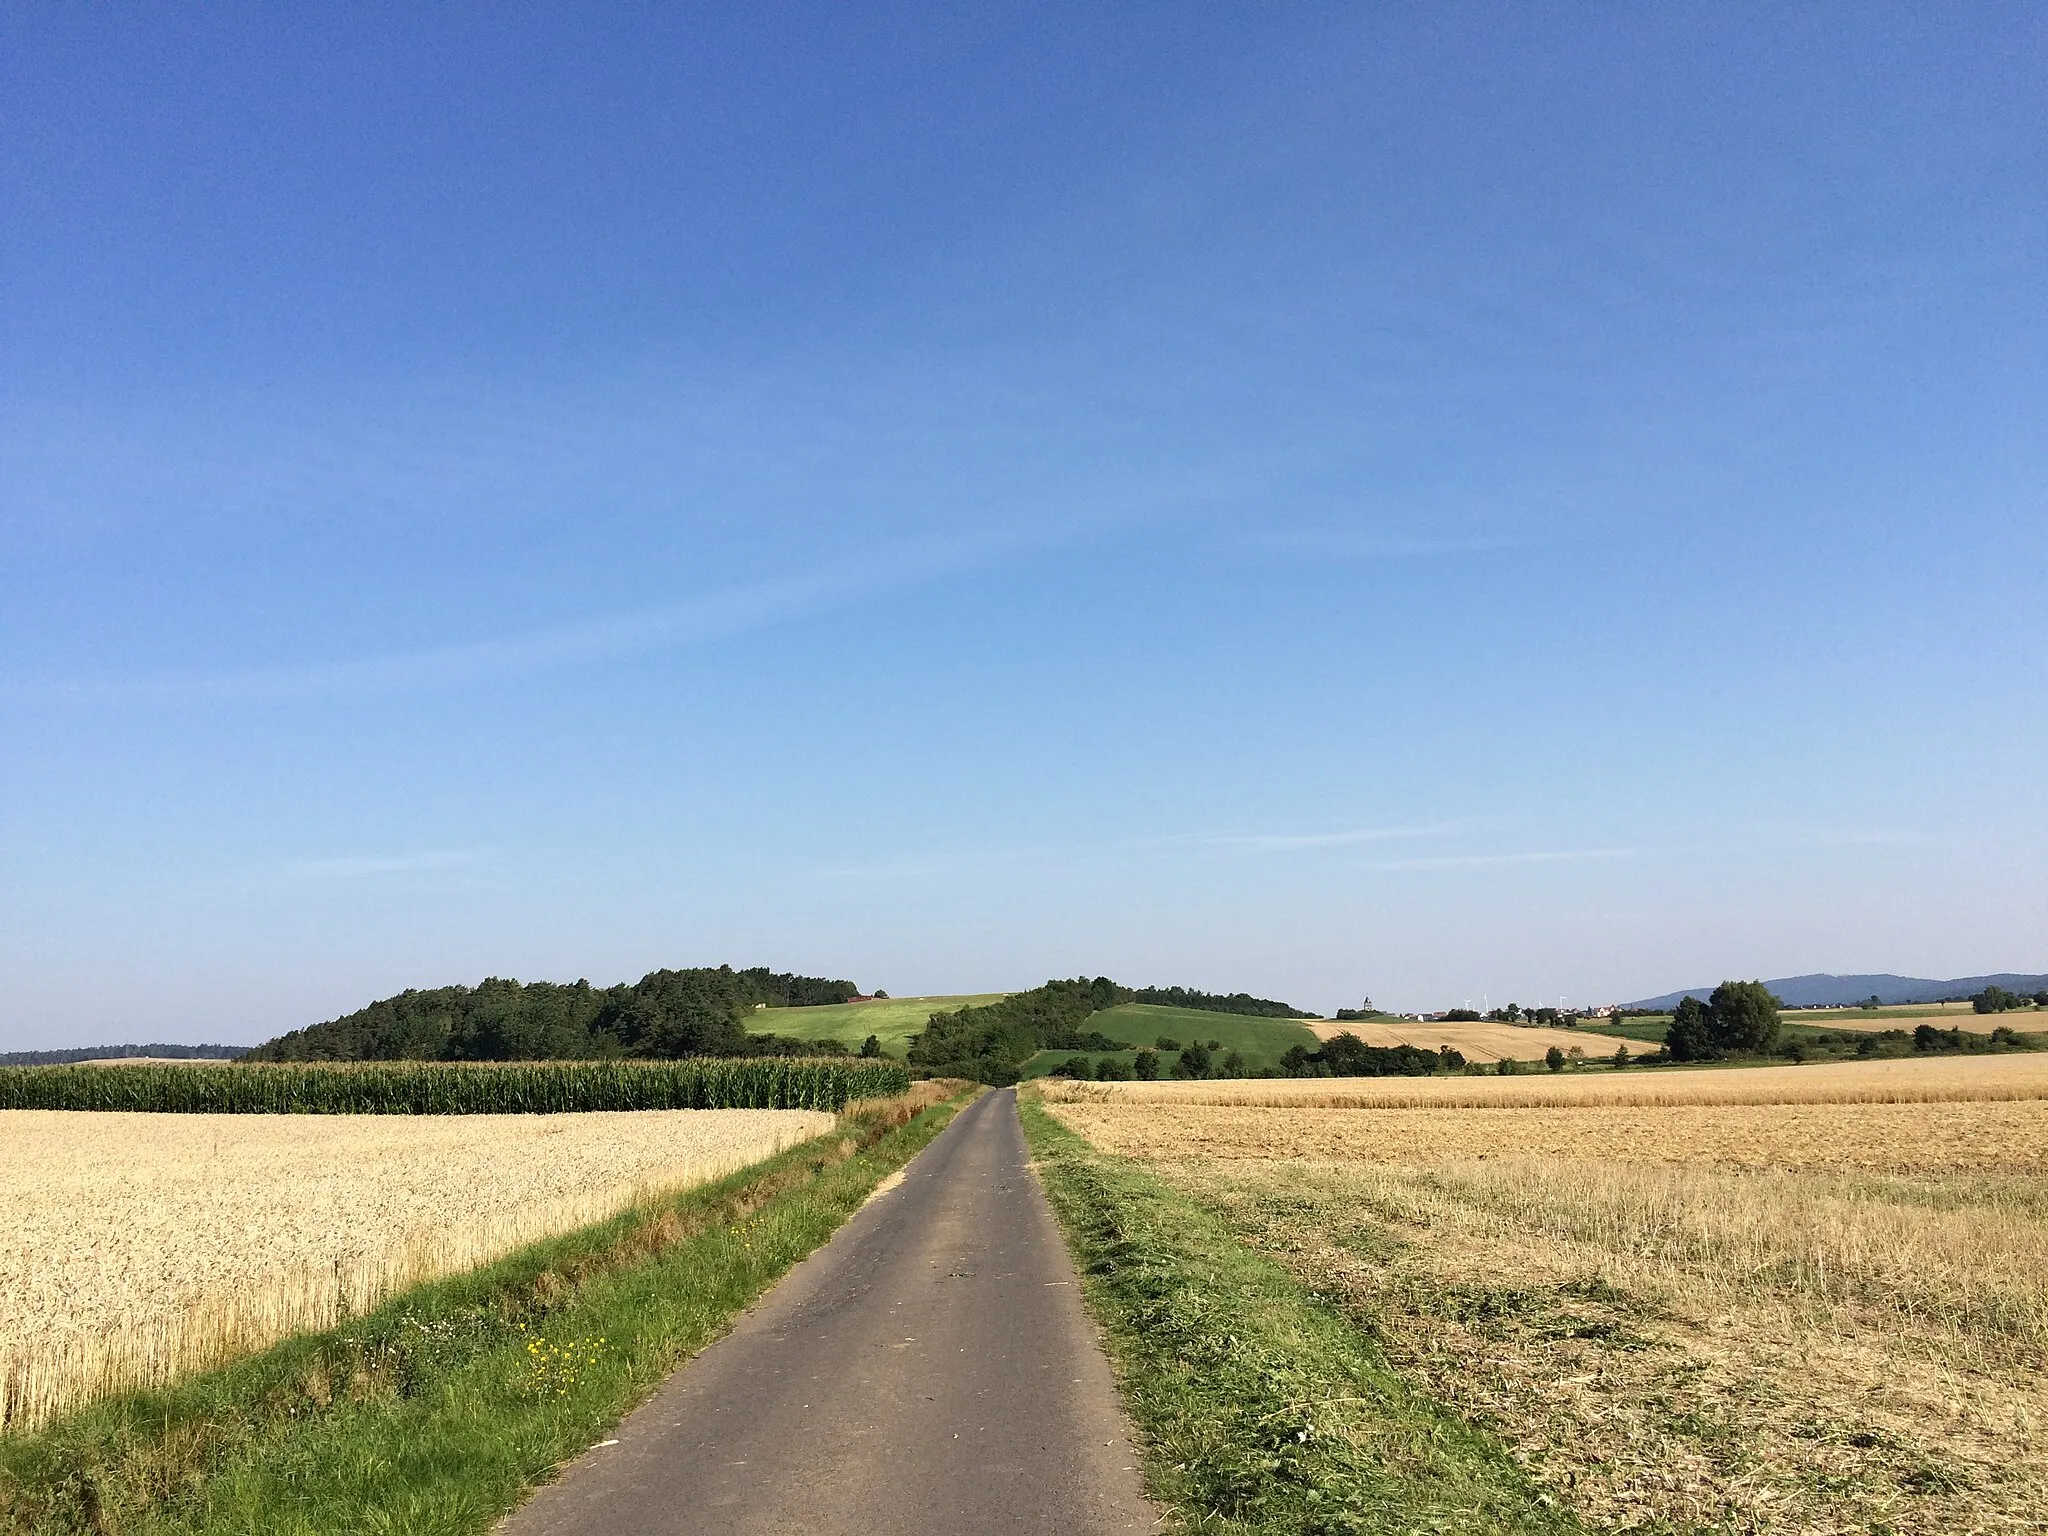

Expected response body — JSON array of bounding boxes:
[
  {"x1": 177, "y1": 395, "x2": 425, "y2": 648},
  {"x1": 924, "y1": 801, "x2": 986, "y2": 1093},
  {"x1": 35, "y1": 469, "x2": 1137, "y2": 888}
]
[{"x1": 0, "y1": 1058, "x2": 909, "y2": 1114}]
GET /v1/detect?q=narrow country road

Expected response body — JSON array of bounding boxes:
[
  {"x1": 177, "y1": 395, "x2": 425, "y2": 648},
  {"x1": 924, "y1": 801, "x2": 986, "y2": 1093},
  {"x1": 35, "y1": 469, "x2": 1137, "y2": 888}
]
[{"x1": 499, "y1": 1087, "x2": 1159, "y2": 1535}]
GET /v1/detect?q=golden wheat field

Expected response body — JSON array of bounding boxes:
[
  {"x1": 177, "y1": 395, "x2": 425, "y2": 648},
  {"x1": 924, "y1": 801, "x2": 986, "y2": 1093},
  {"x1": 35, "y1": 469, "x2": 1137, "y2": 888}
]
[
  {"x1": 1038, "y1": 1054, "x2": 2048, "y2": 1535},
  {"x1": 0, "y1": 1108, "x2": 831, "y2": 1430},
  {"x1": 1306, "y1": 1018, "x2": 1639, "y2": 1061},
  {"x1": 1036, "y1": 1049, "x2": 2048, "y2": 1108},
  {"x1": 1045, "y1": 1099, "x2": 2048, "y2": 1172}
]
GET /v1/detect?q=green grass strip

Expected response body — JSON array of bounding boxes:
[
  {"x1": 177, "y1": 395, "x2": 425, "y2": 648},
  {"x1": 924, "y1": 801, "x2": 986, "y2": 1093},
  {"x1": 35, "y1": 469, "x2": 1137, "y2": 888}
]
[
  {"x1": 2, "y1": 1092, "x2": 970, "y2": 1536},
  {"x1": 1019, "y1": 1099, "x2": 1580, "y2": 1536}
]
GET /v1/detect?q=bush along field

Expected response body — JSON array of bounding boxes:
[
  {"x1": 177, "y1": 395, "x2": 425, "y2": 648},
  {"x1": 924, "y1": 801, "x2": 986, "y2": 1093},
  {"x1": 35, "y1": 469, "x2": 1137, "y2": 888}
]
[
  {"x1": 0, "y1": 1057, "x2": 908, "y2": 1113},
  {"x1": 0, "y1": 1084, "x2": 973, "y2": 1536}
]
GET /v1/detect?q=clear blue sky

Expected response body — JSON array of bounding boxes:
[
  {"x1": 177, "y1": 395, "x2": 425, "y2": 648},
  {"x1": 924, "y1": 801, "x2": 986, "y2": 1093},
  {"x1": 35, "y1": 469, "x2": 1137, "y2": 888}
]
[{"x1": 4, "y1": 4, "x2": 2043, "y2": 1046}]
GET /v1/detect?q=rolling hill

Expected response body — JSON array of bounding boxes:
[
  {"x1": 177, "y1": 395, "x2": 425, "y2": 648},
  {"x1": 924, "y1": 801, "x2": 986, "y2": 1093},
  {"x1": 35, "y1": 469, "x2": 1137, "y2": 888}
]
[
  {"x1": 746, "y1": 994, "x2": 1009, "y2": 1057},
  {"x1": 1018, "y1": 1003, "x2": 1322, "y2": 1078},
  {"x1": 1629, "y1": 972, "x2": 2048, "y2": 1010}
]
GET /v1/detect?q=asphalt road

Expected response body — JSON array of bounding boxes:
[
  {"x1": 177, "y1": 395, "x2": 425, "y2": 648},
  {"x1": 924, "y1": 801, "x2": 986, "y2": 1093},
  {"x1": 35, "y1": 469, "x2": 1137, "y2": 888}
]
[{"x1": 499, "y1": 1087, "x2": 1159, "y2": 1535}]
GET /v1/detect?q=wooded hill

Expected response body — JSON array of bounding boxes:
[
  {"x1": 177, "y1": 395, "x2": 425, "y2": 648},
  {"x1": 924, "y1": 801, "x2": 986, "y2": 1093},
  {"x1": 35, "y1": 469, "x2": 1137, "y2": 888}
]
[{"x1": 246, "y1": 968, "x2": 862, "y2": 1062}]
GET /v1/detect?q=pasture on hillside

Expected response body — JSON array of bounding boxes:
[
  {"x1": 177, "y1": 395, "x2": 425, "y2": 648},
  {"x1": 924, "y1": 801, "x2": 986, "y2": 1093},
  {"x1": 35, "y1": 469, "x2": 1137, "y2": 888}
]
[
  {"x1": 1032, "y1": 1051, "x2": 2048, "y2": 1535},
  {"x1": 751, "y1": 994, "x2": 1007, "y2": 1056},
  {"x1": 1018, "y1": 1002, "x2": 1322, "y2": 1078}
]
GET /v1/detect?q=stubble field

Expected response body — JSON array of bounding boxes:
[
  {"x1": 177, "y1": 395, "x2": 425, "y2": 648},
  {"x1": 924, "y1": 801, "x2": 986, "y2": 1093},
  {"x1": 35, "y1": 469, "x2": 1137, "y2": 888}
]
[
  {"x1": 1306, "y1": 1017, "x2": 1640, "y2": 1061},
  {"x1": 1040, "y1": 1054, "x2": 2048, "y2": 1534},
  {"x1": 0, "y1": 1107, "x2": 832, "y2": 1430}
]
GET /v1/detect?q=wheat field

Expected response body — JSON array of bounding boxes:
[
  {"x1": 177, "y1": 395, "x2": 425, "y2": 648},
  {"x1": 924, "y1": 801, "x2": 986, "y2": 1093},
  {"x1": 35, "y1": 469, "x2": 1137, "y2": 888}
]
[
  {"x1": 1306, "y1": 1018, "x2": 1638, "y2": 1061},
  {"x1": 1037, "y1": 1053, "x2": 2048, "y2": 1534},
  {"x1": 0, "y1": 1107, "x2": 831, "y2": 1430},
  {"x1": 1045, "y1": 1098, "x2": 2048, "y2": 1172},
  {"x1": 1035, "y1": 1049, "x2": 2048, "y2": 1108}
]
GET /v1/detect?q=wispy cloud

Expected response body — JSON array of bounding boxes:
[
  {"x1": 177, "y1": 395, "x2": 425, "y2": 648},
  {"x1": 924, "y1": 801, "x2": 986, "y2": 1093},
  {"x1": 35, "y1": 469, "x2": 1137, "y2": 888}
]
[
  {"x1": 292, "y1": 850, "x2": 478, "y2": 879},
  {"x1": 1186, "y1": 823, "x2": 1467, "y2": 853},
  {"x1": 17, "y1": 537, "x2": 993, "y2": 705},
  {"x1": 1748, "y1": 822, "x2": 1939, "y2": 850},
  {"x1": 1359, "y1": 847, "x2": 1642, "y2": 871}
]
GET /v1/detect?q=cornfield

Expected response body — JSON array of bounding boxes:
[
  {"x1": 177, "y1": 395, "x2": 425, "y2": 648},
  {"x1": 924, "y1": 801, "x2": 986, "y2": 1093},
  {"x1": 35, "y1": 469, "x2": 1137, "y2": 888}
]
[
  {"x1": 0, "y1": 1057, "x2": 909, "y2": 1114},
  {"x1": 0, "y1": 1107, "x2": 834, "y2": 1430}
]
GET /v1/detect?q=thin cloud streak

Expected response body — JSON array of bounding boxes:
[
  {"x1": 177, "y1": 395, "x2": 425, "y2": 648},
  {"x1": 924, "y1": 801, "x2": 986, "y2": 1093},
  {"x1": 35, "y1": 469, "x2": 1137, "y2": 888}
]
[
  {"x1": 1360, "y1": 848, "x2": 1642, "y2": 872},
  {"x1": 293, "y1": 851, "x2": 478, "y2": 879},
  {"x1": 814, "y1": 823, "x2": 1493, "y2": 882},
  {"x1": 13, "y1": 538, "x2": 991, "y2": 705},
  {"x1": 1188, "y1": 823, "x2": 1468, "y2": 852}
]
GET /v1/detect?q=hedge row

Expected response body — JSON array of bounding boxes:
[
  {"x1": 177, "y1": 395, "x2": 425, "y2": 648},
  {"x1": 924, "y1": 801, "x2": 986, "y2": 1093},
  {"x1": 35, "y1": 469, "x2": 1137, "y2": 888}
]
[{"x1": 0, "y1": 1058, "x2": 910, "y2": 1114}]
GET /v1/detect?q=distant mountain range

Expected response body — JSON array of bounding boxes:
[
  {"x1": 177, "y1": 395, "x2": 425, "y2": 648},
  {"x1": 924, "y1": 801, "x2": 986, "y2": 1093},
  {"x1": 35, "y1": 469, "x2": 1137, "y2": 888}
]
[{"x1": 1629, "y1": 973, "x2": 2048, "y2": 1010}]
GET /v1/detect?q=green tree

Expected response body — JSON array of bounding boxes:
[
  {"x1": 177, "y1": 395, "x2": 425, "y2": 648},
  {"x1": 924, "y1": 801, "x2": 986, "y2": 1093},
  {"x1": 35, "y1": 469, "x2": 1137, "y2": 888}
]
[
  {"x1": 1544, "y1": 1046, "x2": 1565, "y2": 1072},
  {"x1": 1666, "y1": 995, "x2": 1714, "y2": 1061},
  {"x1": 1707, "y1": 980, "x2": 1781, "y2": 1053},
  {"x1": 858, "y1": 1034, "x2": 882, "y2": 1058},
  {"x1": 1133, "y1": 1049, "x2": 1160, "y2": 1080},
  {"x1": 1611, "y1": 1042, "x2": 1632, "y2": 1070}
]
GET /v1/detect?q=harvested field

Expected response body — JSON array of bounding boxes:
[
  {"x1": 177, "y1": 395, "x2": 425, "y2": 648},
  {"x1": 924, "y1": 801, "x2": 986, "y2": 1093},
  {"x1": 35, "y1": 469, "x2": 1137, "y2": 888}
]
[
  {"x1": 1037, "y1": 1055, "x2": 2048, "y2": 1534},
  {"x1": 1036, "y1": 1050, "x2": 2048, "y2": 1107},
  {"x1": 1045, "y1": 1099, "x2": 2048, "y2": 1173},
  {"x1": 1307, "y1": 1018, "x2": 1637, "y2": 1061},
  {"x1": 0, "y1": 1107, "x2": 831, "y2": 1429},
  {"x1": 1791, "y1": 1011, "x2": 2011, "y2": 1034}
]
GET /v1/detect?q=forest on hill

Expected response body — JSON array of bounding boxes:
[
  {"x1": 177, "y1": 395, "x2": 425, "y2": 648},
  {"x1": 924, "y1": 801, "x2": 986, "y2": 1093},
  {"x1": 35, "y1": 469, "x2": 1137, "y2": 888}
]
[{"x1": 246, "y1": 967, "x2": 862, "y2": 1062}]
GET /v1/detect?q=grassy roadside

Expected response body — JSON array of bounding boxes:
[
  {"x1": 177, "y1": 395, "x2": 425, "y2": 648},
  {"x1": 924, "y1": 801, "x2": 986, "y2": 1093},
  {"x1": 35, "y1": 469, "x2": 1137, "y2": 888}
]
[
  {"x1": 1019, "y1": 1098, "x2": 1579, "y2": 1536},
  {"x1": 2, "y1": 1088, "x2": 974, "y2": 1536}
]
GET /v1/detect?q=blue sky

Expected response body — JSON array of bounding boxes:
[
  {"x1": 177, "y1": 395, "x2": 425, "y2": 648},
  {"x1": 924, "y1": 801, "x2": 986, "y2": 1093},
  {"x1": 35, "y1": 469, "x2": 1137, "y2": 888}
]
[{"x1": 4, "y1": 4, "x2": 2043, "y2": 1046}]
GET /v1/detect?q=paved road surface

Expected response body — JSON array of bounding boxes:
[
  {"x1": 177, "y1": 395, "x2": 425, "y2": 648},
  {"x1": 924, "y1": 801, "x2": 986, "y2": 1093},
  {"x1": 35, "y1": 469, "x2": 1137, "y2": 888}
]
[{"x1": 500, "y1": 1087, "x2": 1158, "y2": 1535}]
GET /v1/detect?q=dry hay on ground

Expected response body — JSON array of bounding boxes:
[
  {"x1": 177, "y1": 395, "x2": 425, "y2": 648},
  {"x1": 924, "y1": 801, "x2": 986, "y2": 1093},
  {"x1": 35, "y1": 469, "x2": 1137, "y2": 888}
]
[
  {"x1": 0, "y1": 1107, "x2": 831, "y2": 1430},
  {"x1": 1306, "y1": 1018, "x2": 1638, "y2": 1061},
  {"x1": 1164, "y1": 1157, "x2": 2048, "y2": 1536},
  {"x1": 1034, "y1": 1050, "x2": 2048, "y2": 1108},
  {"x1": 1041, "y1": 1060, "x2": 2048, "y2": 1535}
]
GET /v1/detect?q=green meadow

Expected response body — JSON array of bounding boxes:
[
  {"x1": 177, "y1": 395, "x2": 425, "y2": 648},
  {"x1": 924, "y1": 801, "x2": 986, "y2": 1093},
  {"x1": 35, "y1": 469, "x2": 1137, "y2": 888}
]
[
  {"x1": 753, "y1": 994, "x2": 1010, "y2": 1057},
  {"x1": 1019, "y1": 1003, "x2": 1322, "y2": 1079}
]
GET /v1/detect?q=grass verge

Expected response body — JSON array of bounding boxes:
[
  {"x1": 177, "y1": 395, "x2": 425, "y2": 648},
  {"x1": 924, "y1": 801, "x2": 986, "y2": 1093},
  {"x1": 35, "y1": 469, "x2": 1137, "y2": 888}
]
[
  {"x1": 2, "y1": 1088, "x2": 973, "y2": 1536},
  {"x1": 1019, "y1": 1098, "x2": 1579, "y2": 1536}
]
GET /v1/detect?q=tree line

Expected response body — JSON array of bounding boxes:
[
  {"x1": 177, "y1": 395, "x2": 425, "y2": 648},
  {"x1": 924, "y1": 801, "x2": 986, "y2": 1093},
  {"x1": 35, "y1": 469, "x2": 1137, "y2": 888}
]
[
  {"x1": 245, "y1": 967, "x2": 863, "y2": 1062},
  {"x1": 1127, "y1": 986, "x2": 1312, "y2": 1018},
  {"x1": 0, "y1": 1043, "x2": 249, "y2": 1066}
]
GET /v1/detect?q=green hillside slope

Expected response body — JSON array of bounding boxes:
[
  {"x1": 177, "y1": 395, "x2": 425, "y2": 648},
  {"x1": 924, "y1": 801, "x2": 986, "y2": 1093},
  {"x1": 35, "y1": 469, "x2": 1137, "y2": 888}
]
[
  {"x1": 752, "y1": 995, "x2": 1009, "y2": 1058},
  {"x1": 1020, "y1": 1003, "x2": 1321, "y2": 1078}
]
